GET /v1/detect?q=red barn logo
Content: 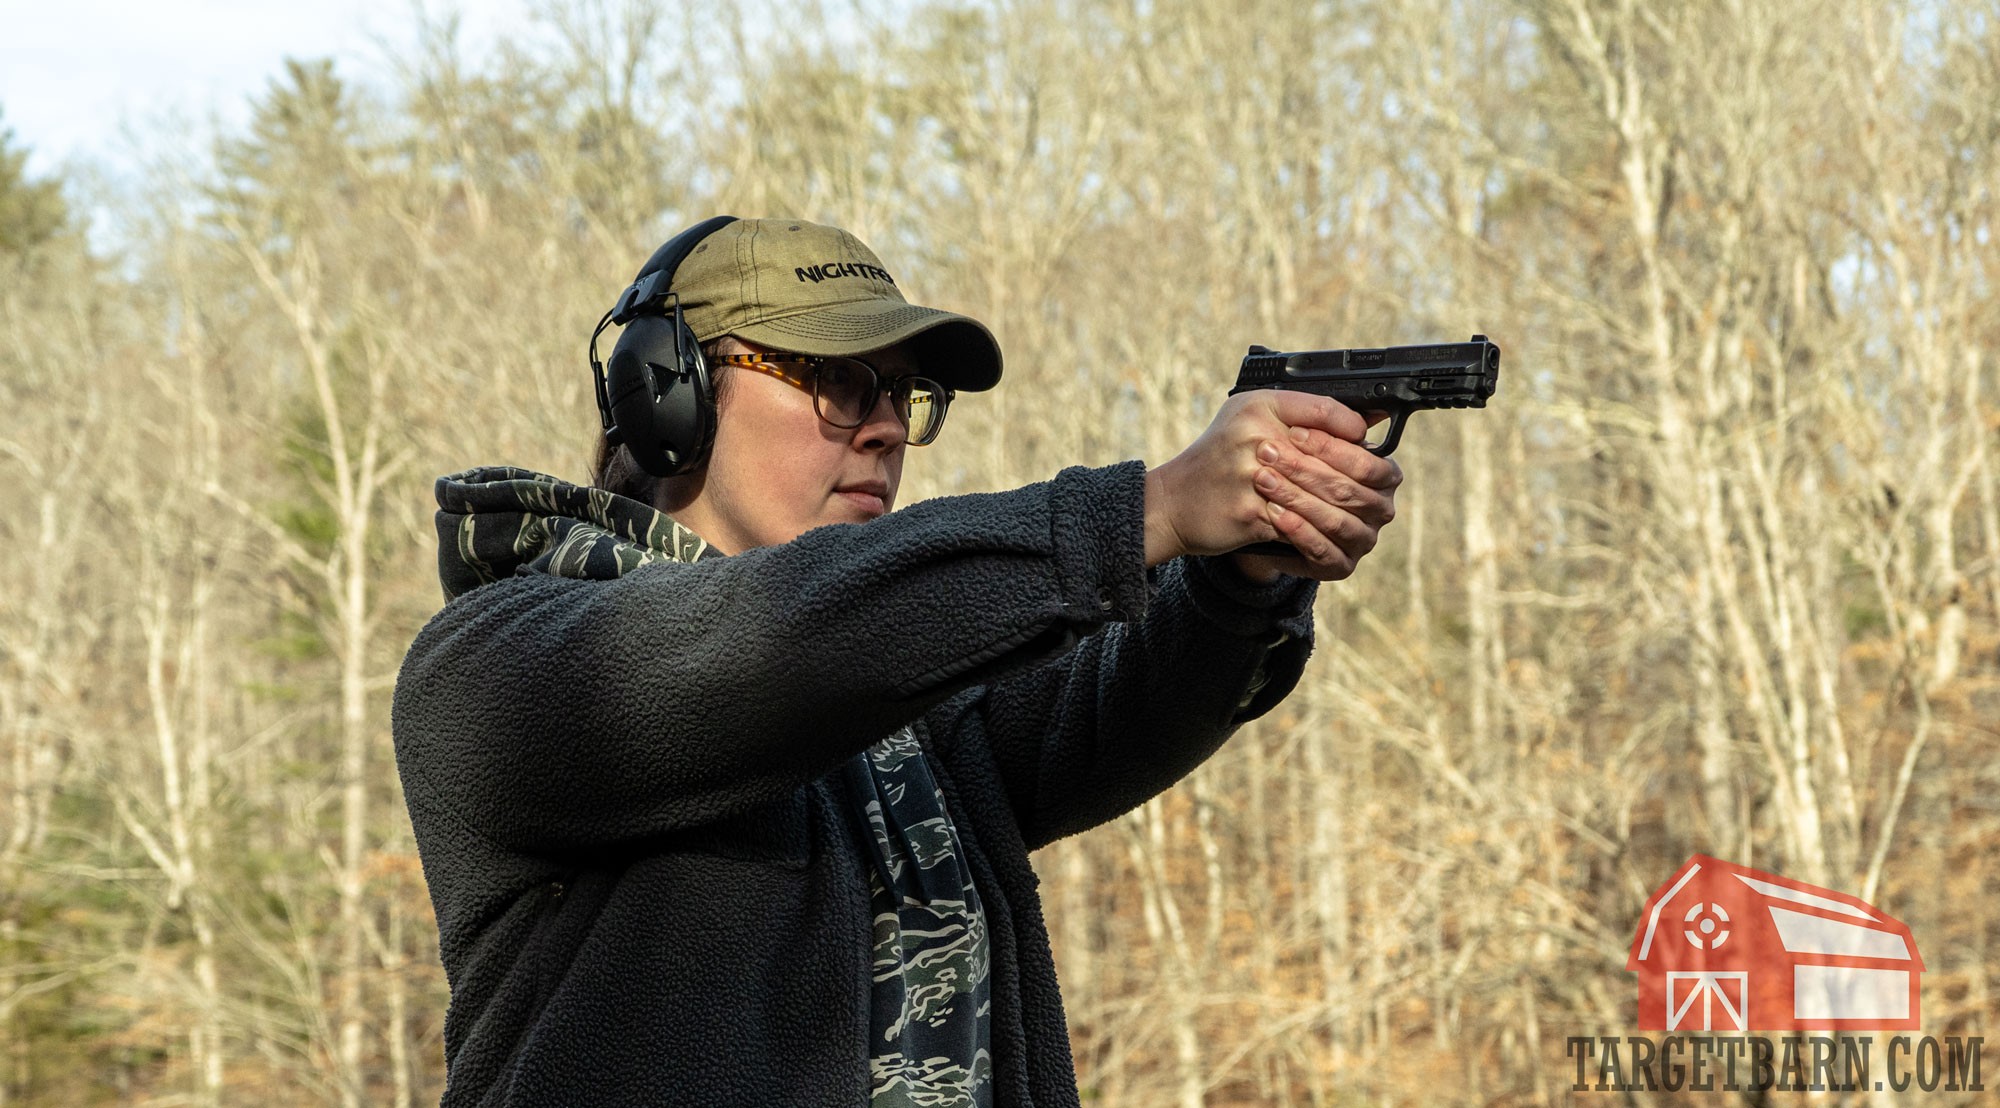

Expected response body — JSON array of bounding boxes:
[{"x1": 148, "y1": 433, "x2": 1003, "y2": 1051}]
[{"x1": 1627, "y1": 855, "x2": 1923, "y2": 1032}]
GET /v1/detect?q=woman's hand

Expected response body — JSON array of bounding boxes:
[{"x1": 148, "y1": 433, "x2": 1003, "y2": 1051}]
[{"x1": 1144, "y1": 390, "x2": 1401, "y2": 583}]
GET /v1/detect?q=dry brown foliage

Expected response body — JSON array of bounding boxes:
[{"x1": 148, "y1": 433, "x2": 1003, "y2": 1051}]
[{"x1": 1, "y1": 0, "x2": 1996, "y2": 1104}]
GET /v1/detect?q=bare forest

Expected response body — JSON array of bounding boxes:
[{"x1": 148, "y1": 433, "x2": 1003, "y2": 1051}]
[{"x1": 3, "y1": 0, "x2": 1997, "y2": 1103}]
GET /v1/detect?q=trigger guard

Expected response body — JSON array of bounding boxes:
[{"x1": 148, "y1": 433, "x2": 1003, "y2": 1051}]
[{"x1": 1363, "y1": 409, "x2": 1412, "y2": 456}]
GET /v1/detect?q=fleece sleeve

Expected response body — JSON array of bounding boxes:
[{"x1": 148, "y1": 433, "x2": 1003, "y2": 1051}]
[
  {"x1": 390, "y1": 462, "x2": 1158, "y2": 855},
  {"x1": 932, "y1": 540, "x2": 1318, "y2": 853}
]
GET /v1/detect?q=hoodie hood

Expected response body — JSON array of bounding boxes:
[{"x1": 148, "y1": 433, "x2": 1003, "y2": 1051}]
[{"x1": 432, "y1": 466, "x2": 719, "y2": 601}]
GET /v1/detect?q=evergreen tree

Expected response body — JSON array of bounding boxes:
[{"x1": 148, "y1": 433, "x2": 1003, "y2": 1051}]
[{"x1": 0, "y1": 106, "x2": 66, "y2": 254}]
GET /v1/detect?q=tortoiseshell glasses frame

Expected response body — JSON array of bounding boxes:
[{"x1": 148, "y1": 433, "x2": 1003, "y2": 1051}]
[{"x1": 710, "y1": 354, "x2": 955, "y2": 446}]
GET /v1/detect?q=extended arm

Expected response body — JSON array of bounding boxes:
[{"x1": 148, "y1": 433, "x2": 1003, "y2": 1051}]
[{"x1": 931, "y1": 389, "x2": 1400, "y2": 849}]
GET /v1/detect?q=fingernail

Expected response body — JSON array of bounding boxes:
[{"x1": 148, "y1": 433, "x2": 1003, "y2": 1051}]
[
  {"x1": 1290, "y1": 427, "x2": 1309, "y2": 446},
  {"x1": 1256, "y1": 468, "x2": 1279, "y2": 490},
  {"x1": 1268, "y1": 501, "x2": 1285, "y2": 520},
  {"x1": 1256, "y1": 441, "x2": 1280, "y2": 464}
]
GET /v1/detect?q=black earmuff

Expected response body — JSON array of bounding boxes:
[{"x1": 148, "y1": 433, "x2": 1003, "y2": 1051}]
[{"x1": 590, "y1": 215, "x2": 740, "y2": 478}]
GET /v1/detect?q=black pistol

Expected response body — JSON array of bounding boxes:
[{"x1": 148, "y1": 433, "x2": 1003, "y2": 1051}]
[
  {"x1": 1229, "y1": 334, "x2": 1500, "y2": 557},
  {"x1": 1229, "y1": 334, "x2": 1500, "y2": 457}
]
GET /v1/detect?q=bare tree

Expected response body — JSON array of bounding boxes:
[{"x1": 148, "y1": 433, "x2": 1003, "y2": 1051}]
[{"x1": 4, "y1": 0, "x2": 1998, "y2": 1103}]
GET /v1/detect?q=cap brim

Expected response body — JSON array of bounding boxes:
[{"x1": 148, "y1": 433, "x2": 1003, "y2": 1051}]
[{"x1": 730, "y1": 300, "x2": 1002, "y2": 392}]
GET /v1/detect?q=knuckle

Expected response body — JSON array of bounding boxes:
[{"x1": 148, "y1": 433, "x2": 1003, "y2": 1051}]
[{"x1": 1312, "y1": 395, "x2": 1335, "y2": 422}]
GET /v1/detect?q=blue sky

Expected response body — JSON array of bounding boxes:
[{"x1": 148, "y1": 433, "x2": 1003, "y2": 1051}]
[{"x1": 1, "y1": 0, "x2": 533, "y2": 178}]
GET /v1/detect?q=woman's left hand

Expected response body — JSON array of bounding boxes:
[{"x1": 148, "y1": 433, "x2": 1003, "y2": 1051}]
[{"x1": 1226, "y1": 416, "x2": 1402, "y2": 584}]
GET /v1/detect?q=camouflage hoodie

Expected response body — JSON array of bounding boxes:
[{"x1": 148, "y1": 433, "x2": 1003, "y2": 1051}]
[{"x1": 394, "y1": 461, "x2": 1317, "y2": 1107}]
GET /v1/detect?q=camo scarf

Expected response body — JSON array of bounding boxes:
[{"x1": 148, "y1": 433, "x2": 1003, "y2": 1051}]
[
  {"x1": 432, "y1": 466, "x2": 719, "y2": 600},
  {"x1": 845, "y1": 729, "x2": 994, "y2": 1108},
  {"x1": 433, "y1": 465, "x2": 992, "y2": 1106}
]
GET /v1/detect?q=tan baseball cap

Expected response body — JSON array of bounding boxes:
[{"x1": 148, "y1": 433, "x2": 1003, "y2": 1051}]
[{"x1": 665, "y1": 217, "x2": 1001, "y2": 392}]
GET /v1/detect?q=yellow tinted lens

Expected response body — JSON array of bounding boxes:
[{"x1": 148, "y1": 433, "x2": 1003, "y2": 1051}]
[{"x1": 902, "y1": 381, "x2": 947, "y2": 444}]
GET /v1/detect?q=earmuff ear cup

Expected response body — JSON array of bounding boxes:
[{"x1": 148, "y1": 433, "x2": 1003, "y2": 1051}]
[
  {"x1": 591, "y1": 216, "x2": 738, "y2": 477},
  {"x1": 606, "y1": 313, "x2": 713, "y2": 478}
]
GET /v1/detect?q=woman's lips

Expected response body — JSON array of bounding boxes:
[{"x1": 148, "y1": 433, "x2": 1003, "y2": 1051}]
[{"x1": 836, "y1": 490, "x2": 887, "y2": 516}]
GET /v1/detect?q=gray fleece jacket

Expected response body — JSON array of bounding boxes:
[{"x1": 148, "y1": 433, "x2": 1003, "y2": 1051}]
[{"x1": 390, "y1": 460, "x2": 1317, "y2": 1107}]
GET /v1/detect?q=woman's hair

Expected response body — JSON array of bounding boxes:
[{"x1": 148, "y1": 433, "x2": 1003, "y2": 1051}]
[{"x1": 589, "y1": 338, "x2": 733, "y2": 508}]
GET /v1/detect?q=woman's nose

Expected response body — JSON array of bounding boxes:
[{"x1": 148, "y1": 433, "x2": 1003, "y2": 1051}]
[{"x1": 853, "y1": 389, "x2": 907, "y2": 450}]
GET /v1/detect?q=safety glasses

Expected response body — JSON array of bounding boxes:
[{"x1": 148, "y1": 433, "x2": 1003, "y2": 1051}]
[{"x1": 711, "y1": 354, "x2": 954, "y2": 446}]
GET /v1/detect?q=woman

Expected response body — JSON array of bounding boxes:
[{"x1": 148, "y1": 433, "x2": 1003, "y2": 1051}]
[{"x1": 392, "y1": 217, "x2": 1398, "y2": 1107}]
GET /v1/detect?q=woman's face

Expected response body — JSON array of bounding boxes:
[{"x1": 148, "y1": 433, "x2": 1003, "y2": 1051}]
[{"x1": 659, "y1": 335, "x2": 917, "y2": 555}]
